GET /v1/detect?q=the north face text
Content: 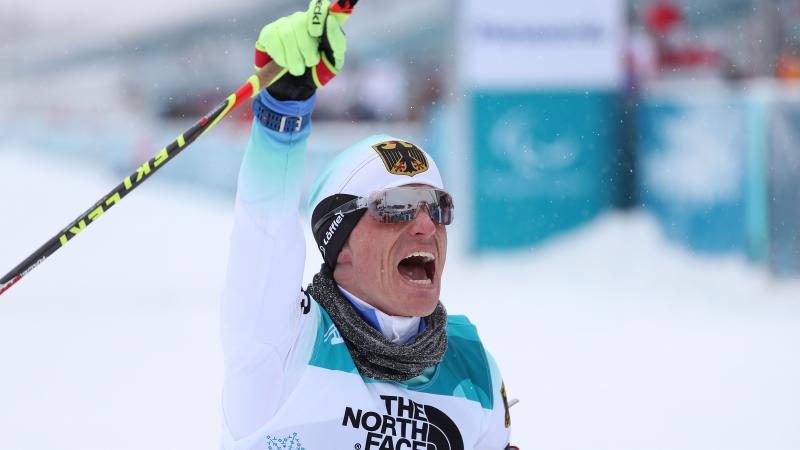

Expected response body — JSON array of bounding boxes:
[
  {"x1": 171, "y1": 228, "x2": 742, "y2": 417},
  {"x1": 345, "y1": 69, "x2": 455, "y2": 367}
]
[{"x1": 342, "y1": 395, "x2": 463, "y2": 450}]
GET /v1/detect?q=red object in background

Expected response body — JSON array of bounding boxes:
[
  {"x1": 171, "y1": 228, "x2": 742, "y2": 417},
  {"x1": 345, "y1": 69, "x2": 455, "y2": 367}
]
[
  {"x1": 645, "y1": 0, "x2": 683, "y2": 35},
  {"x1": 777, "y1": 53, "x2": 800, "y2": 79},
  {"x1": 643, "y1": 0, "x2": 723, "y2": 70},
  {"x1": 661, "y1": 47, "x2": 721, "y2": 66}
]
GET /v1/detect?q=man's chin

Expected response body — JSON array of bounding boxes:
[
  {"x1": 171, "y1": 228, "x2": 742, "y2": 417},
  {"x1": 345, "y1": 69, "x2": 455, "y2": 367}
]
[
  {"x1": 397, "y1": 289, "x2": 440, "y2": 317},
  {"x1": 388, "y1": 273, "x2": 440, "y2": 315}
]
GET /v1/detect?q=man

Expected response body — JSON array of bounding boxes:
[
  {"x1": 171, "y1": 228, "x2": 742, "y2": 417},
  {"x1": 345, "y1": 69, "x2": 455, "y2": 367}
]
[{"x1": 220, "y1": 1, "x2": 515, "y2": 448}]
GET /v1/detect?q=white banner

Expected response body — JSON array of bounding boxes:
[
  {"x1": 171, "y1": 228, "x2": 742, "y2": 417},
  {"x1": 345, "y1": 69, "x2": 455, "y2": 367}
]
[{"x1": 458, "y1": 0, "x2": 624, "y2": 88}]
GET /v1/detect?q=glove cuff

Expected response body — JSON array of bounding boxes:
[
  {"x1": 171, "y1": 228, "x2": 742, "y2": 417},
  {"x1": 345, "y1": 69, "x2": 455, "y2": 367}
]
[
  {"x1": 312, "y1": 54, "x2": 339, "y2": 88},
  {"x1": 255, "y1": 47, "x2": 272, "y2": 69}
]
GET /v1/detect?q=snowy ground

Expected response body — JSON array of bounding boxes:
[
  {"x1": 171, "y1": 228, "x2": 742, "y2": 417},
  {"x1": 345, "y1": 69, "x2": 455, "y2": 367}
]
[{"x1": 1, "y1": 148, "x2": 800, "y2": 450}]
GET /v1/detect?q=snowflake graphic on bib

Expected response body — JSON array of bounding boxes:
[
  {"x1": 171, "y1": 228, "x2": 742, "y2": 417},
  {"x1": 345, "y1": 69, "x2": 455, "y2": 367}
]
[{"x1": 265, "y1": 432, "x2": 305, "y2": 450}]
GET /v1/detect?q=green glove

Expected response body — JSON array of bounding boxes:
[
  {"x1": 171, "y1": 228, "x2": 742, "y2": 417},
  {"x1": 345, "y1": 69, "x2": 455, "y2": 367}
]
[{"x1": 255, "y1": 0, "x2": 348, "y2": 101}]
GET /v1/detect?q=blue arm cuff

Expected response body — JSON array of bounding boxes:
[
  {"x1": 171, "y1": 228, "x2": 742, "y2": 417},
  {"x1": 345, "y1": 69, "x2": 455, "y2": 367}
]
[{"x1": 258, "y1": 90, "x2": 316, "y2": 117}]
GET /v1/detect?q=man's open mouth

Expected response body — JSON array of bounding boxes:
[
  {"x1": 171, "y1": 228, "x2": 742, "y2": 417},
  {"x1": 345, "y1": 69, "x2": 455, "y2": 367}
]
[{"x1": 397, "y1": 251, "x2": 436, "y2": 285}]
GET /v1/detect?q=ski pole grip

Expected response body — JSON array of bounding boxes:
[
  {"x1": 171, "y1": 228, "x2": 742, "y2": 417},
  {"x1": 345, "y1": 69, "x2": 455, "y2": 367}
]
[{"x1": 254, "y1": 61, "x2": 287, "y2": 94}]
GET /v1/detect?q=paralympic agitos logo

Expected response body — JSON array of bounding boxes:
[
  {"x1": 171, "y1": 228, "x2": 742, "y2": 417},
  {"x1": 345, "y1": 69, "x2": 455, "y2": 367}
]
[{"x1": 342, "y1": 395, "x2": 463, "y2": 450}]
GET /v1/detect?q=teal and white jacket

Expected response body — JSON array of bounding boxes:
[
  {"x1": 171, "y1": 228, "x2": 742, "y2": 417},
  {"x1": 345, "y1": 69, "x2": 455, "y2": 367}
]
[{"x1": 220, "y1": 92, "x2": 511, "y2": 449}]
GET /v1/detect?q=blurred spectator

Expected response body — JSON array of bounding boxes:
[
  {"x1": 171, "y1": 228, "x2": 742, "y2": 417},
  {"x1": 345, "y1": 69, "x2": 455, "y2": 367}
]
[
  {"x1": 314, "y1": 56, "x2": 439, "y2": 123},
  {"x1": 643, "y1": 0, "x2": 723, "y2": 75},
  {"x1": 353, "y1": 59, "x2": 407, "y2": 120}
]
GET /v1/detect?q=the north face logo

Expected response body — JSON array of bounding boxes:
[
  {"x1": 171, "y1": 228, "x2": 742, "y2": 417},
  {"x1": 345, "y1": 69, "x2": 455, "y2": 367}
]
[{"x1": 342, "y1": 395, "x2": 463, "y2": 450}]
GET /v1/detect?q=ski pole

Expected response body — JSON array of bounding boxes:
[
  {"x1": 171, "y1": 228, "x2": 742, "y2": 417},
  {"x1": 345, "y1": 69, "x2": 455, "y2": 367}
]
[{"x1": 0, "y1": 62, "x2": 284, "y2": 297}]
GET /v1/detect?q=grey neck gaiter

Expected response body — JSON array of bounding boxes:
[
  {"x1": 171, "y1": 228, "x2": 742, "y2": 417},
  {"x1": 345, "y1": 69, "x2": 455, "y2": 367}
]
[{"x1": 305, "y1": 265, "x2": 448, "y2": 381}]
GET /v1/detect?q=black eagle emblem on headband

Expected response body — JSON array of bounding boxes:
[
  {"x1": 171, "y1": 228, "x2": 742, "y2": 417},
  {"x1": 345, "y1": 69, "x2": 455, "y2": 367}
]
[{"x1": 372, "y1": 140, "x2": 430, "y2": 177}]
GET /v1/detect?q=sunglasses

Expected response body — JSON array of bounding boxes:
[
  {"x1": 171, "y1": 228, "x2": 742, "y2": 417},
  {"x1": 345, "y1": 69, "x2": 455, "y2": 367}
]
[{"x1": 313, "y1": 187, "x2": 454, "y2": 234}]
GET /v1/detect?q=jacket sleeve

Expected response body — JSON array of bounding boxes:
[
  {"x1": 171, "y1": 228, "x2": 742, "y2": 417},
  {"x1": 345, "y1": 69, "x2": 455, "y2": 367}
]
[
  {"x1": 220, "y1": 91, "x2": 316, "y2": 440},
  {"x1": 475, "y1": 352, "x2": 513, "y2": 449}
]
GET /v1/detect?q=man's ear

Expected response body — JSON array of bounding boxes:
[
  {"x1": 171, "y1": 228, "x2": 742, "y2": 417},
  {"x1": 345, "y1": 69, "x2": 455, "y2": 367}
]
[
  {"x1": 333, "y1": 241, "x2": 353, "y2": 287},
  {"x1": 336, "y1": 241, "x2": 352, "y2": 265}
]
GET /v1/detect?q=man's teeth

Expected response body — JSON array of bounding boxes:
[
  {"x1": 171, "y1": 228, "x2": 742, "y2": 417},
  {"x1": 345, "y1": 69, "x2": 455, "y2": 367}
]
[
  {"x1": 400, "y1": 252, "x2": 435, "y2": 285},
  {"x1": 405, "y1": 251, "x2": 435, "y2": 262}
]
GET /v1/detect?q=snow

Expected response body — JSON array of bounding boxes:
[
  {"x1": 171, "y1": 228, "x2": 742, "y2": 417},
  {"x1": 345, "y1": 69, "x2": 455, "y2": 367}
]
[{"x1": 1, "y1": 147, "x2": 799, "y2": 449}]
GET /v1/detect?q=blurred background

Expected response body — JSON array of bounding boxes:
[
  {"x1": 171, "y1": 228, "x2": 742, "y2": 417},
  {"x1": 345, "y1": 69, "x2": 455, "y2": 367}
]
[{"x1": 1, "y1": 0, "x2": 799, "y2": 449}]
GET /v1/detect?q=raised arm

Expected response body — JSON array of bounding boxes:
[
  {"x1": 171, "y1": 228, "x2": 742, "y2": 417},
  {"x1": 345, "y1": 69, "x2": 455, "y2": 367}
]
[
  {"x1": 221, "y1": 91, "x2": 312, "y2": 366},
  {"x1": 219, "y1": 1, "x2": 348, "y2": 439}
]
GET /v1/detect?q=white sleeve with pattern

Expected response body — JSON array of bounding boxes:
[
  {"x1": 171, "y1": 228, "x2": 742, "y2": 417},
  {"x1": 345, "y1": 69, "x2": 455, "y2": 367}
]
[{"x1": 220, "y1": 120, "x2": 314, "y2": 440}]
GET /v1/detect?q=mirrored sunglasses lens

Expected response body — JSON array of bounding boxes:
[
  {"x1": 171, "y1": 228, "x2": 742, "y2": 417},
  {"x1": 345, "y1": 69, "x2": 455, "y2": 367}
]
[
  {"x1": 431, "y1": 205, "x2": 453, "y2": 225},
  {"x1": 368, "y1": 189, "x2": 454, "y2": 225}
]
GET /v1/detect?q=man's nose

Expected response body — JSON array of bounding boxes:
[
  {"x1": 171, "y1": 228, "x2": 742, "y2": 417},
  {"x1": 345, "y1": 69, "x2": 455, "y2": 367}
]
[{"x1": 407, "y1": 204, "x2": 436, "y2": 237}]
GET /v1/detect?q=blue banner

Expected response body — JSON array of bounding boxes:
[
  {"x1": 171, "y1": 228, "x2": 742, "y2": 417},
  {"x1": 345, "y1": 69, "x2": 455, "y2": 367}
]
[
  {"x1": 471, "y1": 91, "x2": 618, "y2": 251},
  {"x1": 638, "y1": 95, "x2": 750, "y2": 254}
]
